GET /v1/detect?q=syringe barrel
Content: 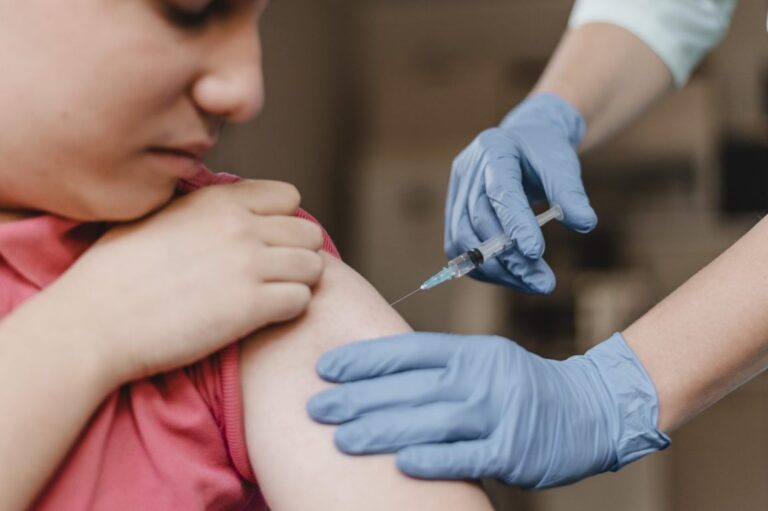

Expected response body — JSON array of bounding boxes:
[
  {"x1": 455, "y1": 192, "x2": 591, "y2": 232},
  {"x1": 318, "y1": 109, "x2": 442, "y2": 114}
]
[
  {"x1": 475, "y1": 205, "x2": 563, "y2": 262},
  {"x1": 422, "y1": 204, "x2": 564, "y2": 291},
  {"x1": 476, "y1": 234, "x2": 514, "y2": 261},
  {"x1": 446, "y1": 251, "x2": 481, "y2": 279}
]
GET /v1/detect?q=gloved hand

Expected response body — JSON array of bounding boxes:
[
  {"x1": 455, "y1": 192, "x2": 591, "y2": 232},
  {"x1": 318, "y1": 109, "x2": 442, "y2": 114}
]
[
  {"x1": 446, "y1": 93, "x2": 597, "y2": 293},
  {"x1": 308, "y1": 332, "x2": 670, "y2": 489}
]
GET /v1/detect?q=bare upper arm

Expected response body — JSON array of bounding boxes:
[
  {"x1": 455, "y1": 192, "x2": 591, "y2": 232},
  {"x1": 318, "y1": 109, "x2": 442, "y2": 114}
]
[{"x1": 240, "y1": 253, "x2": 492, "y2": 510}]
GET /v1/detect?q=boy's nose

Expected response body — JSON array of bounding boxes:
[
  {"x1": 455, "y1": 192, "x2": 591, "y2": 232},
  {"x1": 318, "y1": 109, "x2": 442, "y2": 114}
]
[{"x1": 192, "y1": 28, "x2": 264, "y2": 123}]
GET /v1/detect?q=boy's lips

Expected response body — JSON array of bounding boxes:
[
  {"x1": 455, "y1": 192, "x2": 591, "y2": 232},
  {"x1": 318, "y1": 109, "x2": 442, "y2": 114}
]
[
  {"x1": 146, "y1": 142, "x2": 214, "y2": 178},
  {"x1": 148, "y1": 141, "x2": 214, "y2": 160}
]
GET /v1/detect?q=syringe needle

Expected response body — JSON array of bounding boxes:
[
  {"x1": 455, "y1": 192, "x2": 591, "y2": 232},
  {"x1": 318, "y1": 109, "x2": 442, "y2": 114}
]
[{"x1": 389, "y1": 288, "x2": 421, "y2": 307}]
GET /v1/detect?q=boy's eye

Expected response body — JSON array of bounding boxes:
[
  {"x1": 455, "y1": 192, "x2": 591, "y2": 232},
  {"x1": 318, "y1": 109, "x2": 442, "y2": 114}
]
[{"x1": 164, "y1": 0, "x2": 227, "y2": 29}]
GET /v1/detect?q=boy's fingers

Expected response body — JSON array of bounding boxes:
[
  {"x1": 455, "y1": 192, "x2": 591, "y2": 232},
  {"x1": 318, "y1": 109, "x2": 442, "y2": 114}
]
[
  {"x1": 257, "y1": 282, "x2": 313, "y2": 323},
  {"x1": 255, "y1": 216, "x2": 325, "y2": 251},
  {"x1": 260, "y1": 248, "x2": 325, "y2": 286},
  {"x1": 214, "y1": 179, "x2": 302, "y2": 216}
]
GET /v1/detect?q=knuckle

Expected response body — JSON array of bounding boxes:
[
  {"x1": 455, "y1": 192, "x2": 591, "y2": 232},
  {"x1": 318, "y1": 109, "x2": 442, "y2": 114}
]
[
  {"x1": 188, "y1": 185, "x2": 227, "y2": 212},
  {"x1": 453, "y1": 128, "x2": 504, "y2": 171},
  {"x1": 233, "y1": 247, "x2": 260, "y2": 276},
  {"x1": 219, "y1": 209, "x2": 252, "y2": 239},
  {"x1": 201, "y1": 182, "x2": 234, "y2": 203}
]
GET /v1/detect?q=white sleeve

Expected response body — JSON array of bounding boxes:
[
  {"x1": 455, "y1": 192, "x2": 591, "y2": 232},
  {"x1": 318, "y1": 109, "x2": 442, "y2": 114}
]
[{"x1": 569, "y1": 0, "x2": 737, "y2": 86}]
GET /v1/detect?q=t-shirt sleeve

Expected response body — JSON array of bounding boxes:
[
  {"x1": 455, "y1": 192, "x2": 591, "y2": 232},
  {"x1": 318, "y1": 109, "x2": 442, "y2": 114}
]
[{"x1": 186, "y1": 346, "x2": 257, "y2": 482}]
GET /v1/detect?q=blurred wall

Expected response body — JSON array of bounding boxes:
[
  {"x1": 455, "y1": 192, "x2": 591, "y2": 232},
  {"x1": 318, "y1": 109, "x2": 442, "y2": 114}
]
[
  {"x1": 206, "y1": 1, "x2": 768, "y2": 510},
  {"x1": 207, "y1": 0, "x2": 351, "y2": 233}
]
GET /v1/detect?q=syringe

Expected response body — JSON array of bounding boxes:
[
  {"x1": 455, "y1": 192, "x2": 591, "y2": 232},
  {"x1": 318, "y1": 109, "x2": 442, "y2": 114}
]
[{"x1": 390, "y1": 204, "x2": 564, "y2": 306}]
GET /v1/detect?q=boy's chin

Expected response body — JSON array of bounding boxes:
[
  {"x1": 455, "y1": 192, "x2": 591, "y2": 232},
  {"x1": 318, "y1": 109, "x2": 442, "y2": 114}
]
[{"x1": 69, "y1": 186, "x2": 176, "y2": 223}]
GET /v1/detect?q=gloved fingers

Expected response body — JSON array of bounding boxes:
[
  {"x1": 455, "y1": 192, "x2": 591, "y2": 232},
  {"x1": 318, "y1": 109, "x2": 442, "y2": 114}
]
[
  {"x1": 333, "y1": 402, "x2": 489, "y2": 454},
  {"x1": 484, "y1": 158, "x2": 545, "y2": 259},
  {"x1": 469, "y1": 190, "x2": 554, "y2": 293},
  {"x1": 497, "y1": 250, "x2": 556, "y2": 294},
  {"x1": 314, "y1": 332, "x2": 463, "y2": 383},
  {"x1": 466, "y1": 164, "x2": 504, "y2": 241},
  {"x1": 446, "y1": 195, "x2": 484, "y2": 259},
  {"x1": 396, "y1": 440, "x2": 497, "y2": 481},
  {"x1": 307, "y1": 368, "x2": 447, "y2": 424},
  {"x1": 529, "y1": 145, "x2": 597, "y2": 233},
  {"x1": 445, "y1": 147, "x2": 482, "y2": 259},
  {"x1": 467, "y1": 255, "x2": 540, "y2": 292},
  {"x1": 445, "y1": 187, "x2": 482, "y2": 260}
]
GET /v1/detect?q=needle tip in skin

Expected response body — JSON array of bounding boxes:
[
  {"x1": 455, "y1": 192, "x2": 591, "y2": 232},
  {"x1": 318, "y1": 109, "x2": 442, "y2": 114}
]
[{"x1": 389, "y1": 288, "x2": 421, "y2": 307}]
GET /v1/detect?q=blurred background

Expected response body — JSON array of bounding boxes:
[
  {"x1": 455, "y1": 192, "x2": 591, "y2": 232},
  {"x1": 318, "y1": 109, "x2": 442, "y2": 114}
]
[{"x1": 207, "y1": 0, "x2": 768, "y2": 509}]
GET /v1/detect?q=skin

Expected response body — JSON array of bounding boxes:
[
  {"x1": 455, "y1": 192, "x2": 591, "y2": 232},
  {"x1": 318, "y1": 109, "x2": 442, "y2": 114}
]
[
  {"x1": 0, "y1": 0, "x2": 493, "y2": 509},
  {"x1": 533, "y1": 23, "x2": 673, "y2": 150},
  {"x1": 0, "y1": 1, "x2": 291, "y2": 508},
  {"x1": 241, "y1": 254, "x2": 493, "y2": 510},
  {"x1": 534, "y1": 23, "x2": 768, "y2": 432},
  {"x1": 0, "y1": 0, "x2": 264, "y2": 222}
]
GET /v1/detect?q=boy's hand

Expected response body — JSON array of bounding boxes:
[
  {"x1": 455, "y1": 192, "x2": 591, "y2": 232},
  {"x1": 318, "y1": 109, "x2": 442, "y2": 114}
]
[{"x1": 38, "y1": 179, "x2": 325, "y2": 382}]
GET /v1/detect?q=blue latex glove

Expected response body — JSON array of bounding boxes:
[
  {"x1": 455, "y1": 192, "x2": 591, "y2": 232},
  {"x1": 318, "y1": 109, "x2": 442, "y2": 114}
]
[
  {"x1": 446, "y1": 93, "x2": 597, "y2": 293},
  {"x1": 308, "y1": 332, "x2": 670, "y2": 489}
]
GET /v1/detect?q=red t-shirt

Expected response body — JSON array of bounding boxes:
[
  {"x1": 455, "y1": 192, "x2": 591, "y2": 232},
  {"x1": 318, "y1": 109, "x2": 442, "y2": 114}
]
[{"x1": 0, "y1": 169, "x2": 339, "y2": 510}]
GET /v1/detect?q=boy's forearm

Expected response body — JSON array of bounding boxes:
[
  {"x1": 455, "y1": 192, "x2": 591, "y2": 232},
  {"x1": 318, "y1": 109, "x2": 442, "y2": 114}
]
[
  {"x1": 0, "y1": 295, "x2": 117, "y2": 510},
  {"x1": 533, "y1": 23, "x2": 674, "y2": 150},
  {"x1": 624, "y1": 216, "x2": 768, "y2": 433}
]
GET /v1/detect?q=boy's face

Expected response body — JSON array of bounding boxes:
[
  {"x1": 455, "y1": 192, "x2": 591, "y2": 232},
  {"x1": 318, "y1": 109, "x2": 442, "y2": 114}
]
[{"x1": 0, "y1": 0, "x2": 267, "y2": 221}]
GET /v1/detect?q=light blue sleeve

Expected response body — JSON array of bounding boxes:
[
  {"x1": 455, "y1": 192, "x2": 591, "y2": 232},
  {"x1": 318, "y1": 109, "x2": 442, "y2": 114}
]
[{"x1": 569, "y1": 0, "x2": 737, "y2": 87}]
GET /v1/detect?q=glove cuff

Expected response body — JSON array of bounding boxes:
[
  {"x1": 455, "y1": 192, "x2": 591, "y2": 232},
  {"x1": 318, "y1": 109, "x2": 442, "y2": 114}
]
[
  {"x1": 500, "y1": 92, "x2": 587, "y2": 148},
  {"x1": 586, "y1": 332, "x2": 671, "y2": 470}
]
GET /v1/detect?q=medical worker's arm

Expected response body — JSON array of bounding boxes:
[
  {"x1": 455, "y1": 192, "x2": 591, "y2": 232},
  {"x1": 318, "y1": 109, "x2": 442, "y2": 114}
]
[
  {"x1": 534, "y1": 23, "x2": 672, "y2": 150},
  {"x1": 240, "y1": 254, "x2": 493, "y2": 510},
  {"x1": 625, "y1": 215, "x2": 768, "y2": 431},
  {"x1": 308, "y1": 217, "x2": 768, "y2": 488},
  {"x1": 447, "y1": 1, "x2": 735, "y2": 291},
  {"x1": 556, "y1": 0, "x2": 736, "y2": 148}
]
